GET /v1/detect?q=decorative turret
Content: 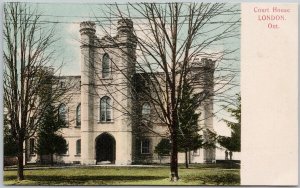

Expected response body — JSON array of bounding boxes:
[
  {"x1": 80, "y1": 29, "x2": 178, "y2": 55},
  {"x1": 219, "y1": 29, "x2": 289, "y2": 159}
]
[
  {"x1": 80, "y1": 21, "x2": 96, "y2": 35},
  {"x1": 116, "y1": 19, "x2": 137, "y2": 47},
  {"x1": 117, "y1": 18, "x2": 134, "y2": 35},
  {"x1": 79, "y1": 21, "x2": 95, "y2": 86},
  {"x1": 80, "y1": 21, "x2": 96, "y2": 47},
  {"x1": 189, "y1": 57, "x2": 215, "y2": 90},
  {"x1": 79, "y1": 21, "x2": 96, "y2": 165}
]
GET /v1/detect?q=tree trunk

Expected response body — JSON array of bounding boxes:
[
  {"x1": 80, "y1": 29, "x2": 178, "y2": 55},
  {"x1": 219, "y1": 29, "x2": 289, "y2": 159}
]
[
  {"x1": 170, "y1": 131, "x2": 179, "y2": 181},
  {"x1": 17, "y1": 140, "x2": 24, "y2": 181},
  {"x1": 50, "y1": 154, "x2": 54, "y2": 166},
  {"x1": 185, "y1": 148, "x2": 189, "y2": 168},
  {"x1": 188, "y1": 149, "x2": 191, "y2": 164}
]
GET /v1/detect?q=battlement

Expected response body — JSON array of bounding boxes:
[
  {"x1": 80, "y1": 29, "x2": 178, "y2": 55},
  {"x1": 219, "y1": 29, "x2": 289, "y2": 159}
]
[
  {"x1": 201, "y1": 58, "x2": 215, "y2": 69},
  {"x1": 191, "y1": 57, "x2": 215, "y2": 69}
]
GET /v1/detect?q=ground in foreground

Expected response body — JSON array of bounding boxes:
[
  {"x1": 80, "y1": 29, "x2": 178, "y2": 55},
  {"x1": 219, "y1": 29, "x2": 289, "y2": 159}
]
[{"x1": 4, "y1": 164, "x2": 240, "y2": 185}]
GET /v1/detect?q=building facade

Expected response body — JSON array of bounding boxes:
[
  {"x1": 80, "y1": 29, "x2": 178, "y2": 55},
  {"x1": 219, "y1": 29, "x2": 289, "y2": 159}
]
[{"x1": 26, "y1": 19, "x2": 216, "y2": 165}]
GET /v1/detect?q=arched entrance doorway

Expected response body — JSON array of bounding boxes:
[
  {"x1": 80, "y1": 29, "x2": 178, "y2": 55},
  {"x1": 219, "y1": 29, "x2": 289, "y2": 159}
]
[{"x1": 95, "y1": 133, "x2": 116, "y2": 164}]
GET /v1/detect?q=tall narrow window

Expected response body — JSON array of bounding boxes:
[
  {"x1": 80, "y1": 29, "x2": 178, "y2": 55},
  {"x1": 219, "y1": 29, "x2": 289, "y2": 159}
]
[
  {"x1": 141, "y1": 139, "x2": 150, "y2": 154},
  {"x1": 58, "y1": 104, "x2": 67, "y2": 124},
  {"x1": 100, "y1": 96, "x2": 112, "y2": 122},
  {"x1": 76, "y1": 104, "x2": 81, "y2": 127},
  {"x1": 142, "y1": 103, "x2": 151, "y2": 120},
  {"x1": 29, "y1": 138, "x2": 35, "y2": 154},
  {"x1": 102, "y1": 53, "x2": 110, "y2": 78},
  {"x1": 76, "y1": 139, "x2": 81, "y2": 155}
]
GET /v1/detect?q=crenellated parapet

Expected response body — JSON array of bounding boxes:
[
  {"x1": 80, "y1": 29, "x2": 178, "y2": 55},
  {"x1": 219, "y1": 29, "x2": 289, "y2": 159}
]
[
  {"x1": 191, "y1": 57, "x2": 215, "y2": 69},
  {"x1": 79, "y1": 19, "x2": 137, "y2": 50},
  {"x1": 200, "y1": 58, "x2": 215, "y2": 70},
  {"x1": 189, "y1": 57, "x2": 215, "y2": 90}
]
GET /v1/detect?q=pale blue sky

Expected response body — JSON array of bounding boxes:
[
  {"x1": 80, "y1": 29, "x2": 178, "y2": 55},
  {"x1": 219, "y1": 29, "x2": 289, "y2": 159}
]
[
  {"x1": 33, "y1": 3, "x2": 240, "y2": 78},
  {"x1": 36, "y1": 3, "x2": 100, "y2": 75}
]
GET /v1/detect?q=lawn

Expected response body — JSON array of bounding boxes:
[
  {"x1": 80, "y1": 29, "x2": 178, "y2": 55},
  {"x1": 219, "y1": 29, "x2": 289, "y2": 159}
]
[{"x1": 4, "y1": 164, "x2": 240, "y2": 185}]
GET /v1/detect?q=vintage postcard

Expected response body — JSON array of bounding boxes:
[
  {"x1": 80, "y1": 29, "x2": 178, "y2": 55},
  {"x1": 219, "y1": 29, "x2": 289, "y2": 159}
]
[{"x1": 1, "y1": 1, "x2": 298, "y2": 186}]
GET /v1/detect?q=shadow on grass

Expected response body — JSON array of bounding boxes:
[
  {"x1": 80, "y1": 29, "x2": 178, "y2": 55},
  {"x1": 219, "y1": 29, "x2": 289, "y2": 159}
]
[
  {"x1": 183, "y1": 163, "x2": 240, "y2": 169},
  {"x1": 5, "y1": 175, "x2": 166, "y2": 185},
  {"x1": 183, "y1": 173, "x2": 240, "y2": 185}
]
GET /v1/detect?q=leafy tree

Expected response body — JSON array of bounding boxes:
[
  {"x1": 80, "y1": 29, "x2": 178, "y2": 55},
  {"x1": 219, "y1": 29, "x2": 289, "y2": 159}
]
[
  {"x1": 218, "y1": 94, "x2": 241, "y2": 154},
  {"x1": 4, "y1": 119, "x2": 18, "y2": 156},
  {"x1": 36, "y1": 104, "x2": 68, "y2": 166},
  {"x1": 177, "y1": 82, "x2": 203, "y2": 168},
  {"x1": 154, "y1": 138, "x2": 171, "y2": 164}
]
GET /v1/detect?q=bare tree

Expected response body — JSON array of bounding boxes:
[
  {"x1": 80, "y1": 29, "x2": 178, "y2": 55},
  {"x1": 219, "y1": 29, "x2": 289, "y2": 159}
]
[
  {"x1": 3, "y1": 2, "x2": 74, "y2": 180},
  {"x1": 81, "y1": 2, "x2": 240, "y2": 181}
]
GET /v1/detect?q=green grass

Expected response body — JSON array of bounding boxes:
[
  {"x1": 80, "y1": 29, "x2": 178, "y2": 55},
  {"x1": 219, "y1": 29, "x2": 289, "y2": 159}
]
[{"x1": 4, "y1": 164, "x2": 240, "y2": 185}]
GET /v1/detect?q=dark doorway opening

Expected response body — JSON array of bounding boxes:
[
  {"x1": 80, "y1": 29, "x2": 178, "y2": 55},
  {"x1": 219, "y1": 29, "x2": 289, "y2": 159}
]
[{"x1": 95, "y1": 133, "x2": 116, "y2": 164}]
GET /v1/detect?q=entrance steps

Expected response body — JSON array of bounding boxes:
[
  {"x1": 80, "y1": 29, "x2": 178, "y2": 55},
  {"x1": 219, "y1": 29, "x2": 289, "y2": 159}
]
[{"x1": 96, "y1": 161, "x2": 112, "y2": 165}]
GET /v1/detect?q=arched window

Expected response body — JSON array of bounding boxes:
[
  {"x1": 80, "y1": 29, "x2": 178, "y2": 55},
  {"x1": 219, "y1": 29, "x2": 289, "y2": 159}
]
[
  {"x1": 100, "y1": 96, "x2": 112, "y2": 122},
  {"x1": 102, "y1": 53, "x2": 110, "y2": 78},
  {"x1": 76, "y1": 104, "x2": 81, "y2": 127},
  {"x1": 58, "y1": 103, "x2": 67, "y2": 124},
  {"x1": 142, "y1": 103, "x2": 151, "y2": 116},
  {"x1": 76, "y1": 139, "x2": 81, "y2": 155}
]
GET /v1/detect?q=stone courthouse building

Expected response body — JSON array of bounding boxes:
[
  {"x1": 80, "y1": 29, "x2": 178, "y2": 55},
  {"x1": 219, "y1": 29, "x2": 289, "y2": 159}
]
[{"x1": 26, "y1": 19, "x2": 216, "y2": 165}]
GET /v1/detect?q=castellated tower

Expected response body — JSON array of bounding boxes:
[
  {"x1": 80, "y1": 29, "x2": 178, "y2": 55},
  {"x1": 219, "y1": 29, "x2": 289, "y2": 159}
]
[
  {"x1": 79, "y1": 19, "x2": 137, "y2": 165},
  {"x1": 190, "y1": 57, "x2": 216, "y2": 163},
  {"x1": 79, "y1": 19, "x2": 215, "y2": 165}
]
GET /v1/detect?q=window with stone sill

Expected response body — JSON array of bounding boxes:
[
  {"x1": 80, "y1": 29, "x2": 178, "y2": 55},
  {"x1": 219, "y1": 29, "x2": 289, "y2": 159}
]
[
  {"x1": 58, "y1": 103, "x2": 68, "y2": 126},
  {"x1": 76, "y1": 103, "x2": 81, "y2": 127},
  {"x1": 142, "y1": 102, "x2": 151, "y2": 121},
  {"x1": 76, "y1": 139, "x2": 81, "y2": 155},
  {"x1": 100, "y1": 96, "x2": 112, "y2": 122},
  {"x1": 141, "y1": 139, "x2": 150, "y2": 154}
]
